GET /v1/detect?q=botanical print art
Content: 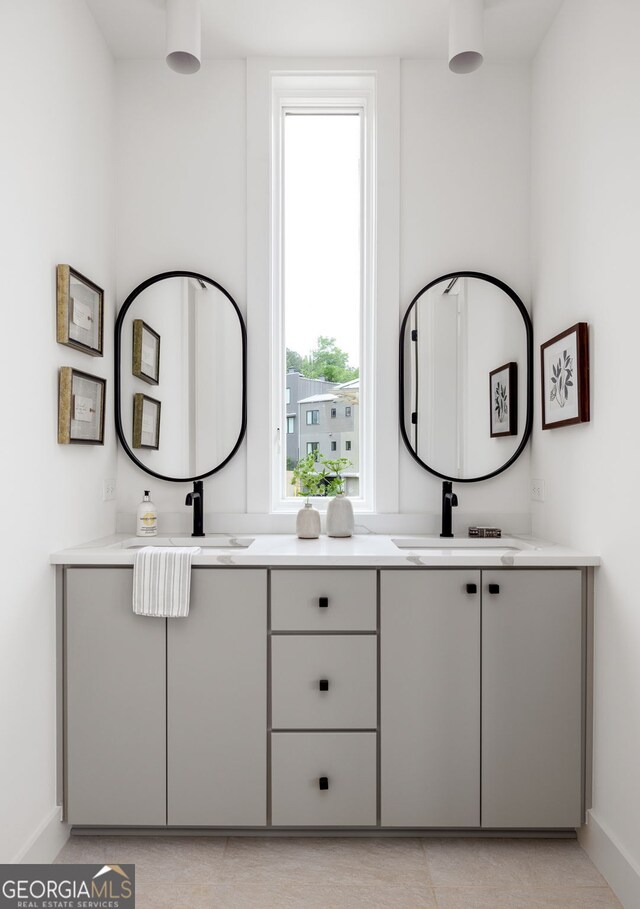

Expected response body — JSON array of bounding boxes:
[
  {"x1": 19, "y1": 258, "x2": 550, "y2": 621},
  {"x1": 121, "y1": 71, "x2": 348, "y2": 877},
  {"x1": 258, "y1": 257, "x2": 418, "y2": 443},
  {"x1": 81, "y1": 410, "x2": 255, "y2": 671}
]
[
  {"x1": 541, "y1": 322, "x2": 590, "y2": 429},
  {"x1": 490, "y1": 362, "x2": 517, "y2": 437}
]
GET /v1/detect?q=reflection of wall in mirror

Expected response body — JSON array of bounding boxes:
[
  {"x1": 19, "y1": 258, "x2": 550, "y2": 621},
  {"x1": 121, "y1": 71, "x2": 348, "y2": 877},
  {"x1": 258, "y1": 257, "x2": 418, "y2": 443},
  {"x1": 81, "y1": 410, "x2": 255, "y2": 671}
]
[
  {"x1": 121, "y1": 277, "x2": 190, "y2": 476},
  {"x1": 464, "y1": 279, "x2": 524, "y2": 477},
  {"x1": 414, "y1": 285, "x2": 460, "y2": 473},
  {"x1": 193, "y1": 284, "x2": 243, "y2": 474},
  {"x1": 412, "y1": 277, "x2": 527, "y2": 479}
]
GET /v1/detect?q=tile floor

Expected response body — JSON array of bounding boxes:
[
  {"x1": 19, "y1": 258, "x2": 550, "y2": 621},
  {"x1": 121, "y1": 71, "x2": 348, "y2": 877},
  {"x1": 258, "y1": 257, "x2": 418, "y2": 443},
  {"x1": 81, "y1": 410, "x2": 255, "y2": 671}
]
[{"x1": 54, "y1": 835, "x2": 623, "y2": 909}]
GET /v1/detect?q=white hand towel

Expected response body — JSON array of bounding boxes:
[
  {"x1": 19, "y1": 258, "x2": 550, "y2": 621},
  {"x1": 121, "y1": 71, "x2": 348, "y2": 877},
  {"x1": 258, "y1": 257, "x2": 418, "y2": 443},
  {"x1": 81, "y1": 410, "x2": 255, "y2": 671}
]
[{"x1": 133, "y1": 547, "x2": 201, "y2": 617}]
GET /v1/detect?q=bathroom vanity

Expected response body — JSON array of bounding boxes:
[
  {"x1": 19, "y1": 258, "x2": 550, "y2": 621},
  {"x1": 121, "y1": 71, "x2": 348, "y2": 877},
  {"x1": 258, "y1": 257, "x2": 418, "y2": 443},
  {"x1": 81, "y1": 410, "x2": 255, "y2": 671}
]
[{"x1": 52, "y1": 534, "x2": 598, "y2": 834}]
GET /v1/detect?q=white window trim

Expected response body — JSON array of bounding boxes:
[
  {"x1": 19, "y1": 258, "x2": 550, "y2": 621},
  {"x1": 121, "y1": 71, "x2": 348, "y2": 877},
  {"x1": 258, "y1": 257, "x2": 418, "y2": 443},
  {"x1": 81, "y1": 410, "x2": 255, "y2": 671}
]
[{"x1": 246, "y1": 59, "x2": 400, "y2": 516}]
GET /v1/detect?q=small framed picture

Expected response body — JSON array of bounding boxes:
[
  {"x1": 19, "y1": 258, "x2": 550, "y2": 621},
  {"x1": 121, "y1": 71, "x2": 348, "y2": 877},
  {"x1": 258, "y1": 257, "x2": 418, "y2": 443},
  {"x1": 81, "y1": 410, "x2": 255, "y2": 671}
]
[
  {"x1": 541, "y1": 322, "x2": 590, "y2": 430},
  {"x1": 132, "y1": 319, "x2": 160, "y2": 385},
  {"x1": 58, "y1": 367, "x2": 106, "y2": 444},
  {"x1": 133, "y1": 393, "x2": 161, "y2": 449},
  {"x1": 490, "y1": 362, "x2": 518, "y2": 437},
  {"x1": 56, "y1": 265, "x2": 104, "y2": 356}
]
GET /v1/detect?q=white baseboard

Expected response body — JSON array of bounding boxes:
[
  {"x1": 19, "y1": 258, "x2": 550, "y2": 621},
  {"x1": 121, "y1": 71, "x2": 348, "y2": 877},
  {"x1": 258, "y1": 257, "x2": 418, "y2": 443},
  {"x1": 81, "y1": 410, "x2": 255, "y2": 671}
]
[
  {"x1": 579, "y1": 809, "x2": 640, "y2": 909},
  {"x1": 11, "y1": 806, "x2": 69, "y2": 865}
]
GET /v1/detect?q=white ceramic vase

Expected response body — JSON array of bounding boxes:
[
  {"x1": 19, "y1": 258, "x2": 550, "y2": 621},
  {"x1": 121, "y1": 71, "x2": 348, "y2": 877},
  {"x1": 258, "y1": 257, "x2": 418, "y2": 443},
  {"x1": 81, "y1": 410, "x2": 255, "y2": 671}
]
[
  {"x1": 326, "y1": 493, "x2": 354, "y2": 538},
  {"x1": 296, "y1": 500, "x2": 321, "y2": 539}
]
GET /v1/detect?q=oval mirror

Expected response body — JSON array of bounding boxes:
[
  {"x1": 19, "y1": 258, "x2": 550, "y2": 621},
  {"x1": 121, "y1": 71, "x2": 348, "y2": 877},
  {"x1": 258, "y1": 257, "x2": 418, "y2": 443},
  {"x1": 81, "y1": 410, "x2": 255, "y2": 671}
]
[
  {"x1": 115, "y1": 271, "x2": 246, "y2": 482},
  {"x1": 400, "y1": 271, "x2": 533, "y2": 482}
]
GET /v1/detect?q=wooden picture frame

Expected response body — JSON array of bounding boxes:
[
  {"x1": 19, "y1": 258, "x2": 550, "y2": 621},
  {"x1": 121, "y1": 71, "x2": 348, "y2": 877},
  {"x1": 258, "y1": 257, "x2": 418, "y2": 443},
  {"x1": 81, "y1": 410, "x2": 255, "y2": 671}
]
[
  {"x1": 56, "y1": 265, "x2": 104, "y2": 356},
  {"x1": 58, "y1": 367, "x2": 106, "y2": 444},
  {"x1": 490, "y1": 362, "x2": 518, "y2": 437},
  {"x1": 133, "y1": 393, "x2": 161, "y2": 449},
  {"x1": 132, "y1": 319, "x2": 160, "y2": 385},
  {"x1": 541, "y1": 322, "x2": 590, "y2": 430}
]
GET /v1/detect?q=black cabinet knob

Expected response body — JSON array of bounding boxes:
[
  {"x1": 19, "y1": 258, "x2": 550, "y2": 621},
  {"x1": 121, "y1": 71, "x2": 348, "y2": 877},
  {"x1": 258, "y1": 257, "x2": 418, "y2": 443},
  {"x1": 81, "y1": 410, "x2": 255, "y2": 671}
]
[
  {"x1": 319, "y1": 776, "x2": 329, "y2": 790},
  {"x1": 489, "y1": 583, "x2": 500, "y2": 595},
  {"x1": 466, "y1": 583, "x2": 477, "y2": 594},
  {"x1": 319, "y1": 679, "x2": 329, "y2": 691},
  {"x1": 318, "y1": 596, "x2": 329, "y2": 609}
]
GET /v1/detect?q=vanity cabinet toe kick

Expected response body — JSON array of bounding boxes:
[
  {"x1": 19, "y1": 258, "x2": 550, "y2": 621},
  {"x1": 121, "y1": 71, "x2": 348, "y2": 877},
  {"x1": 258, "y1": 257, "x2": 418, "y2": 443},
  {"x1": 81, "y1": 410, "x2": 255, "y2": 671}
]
[{"x1": 61, "y1": 565, "x2": 589, "y2": 832}]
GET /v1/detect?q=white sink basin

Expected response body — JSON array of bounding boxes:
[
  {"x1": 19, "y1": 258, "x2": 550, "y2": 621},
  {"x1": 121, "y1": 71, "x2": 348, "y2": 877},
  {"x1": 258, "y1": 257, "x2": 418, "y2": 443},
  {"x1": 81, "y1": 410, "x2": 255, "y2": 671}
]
[
  {"x1": 392, "y1": 537, "x2": 535, "y2": 552},
  {"x1": 120, "y1": 536, "x2": 254, "y2": 550}
]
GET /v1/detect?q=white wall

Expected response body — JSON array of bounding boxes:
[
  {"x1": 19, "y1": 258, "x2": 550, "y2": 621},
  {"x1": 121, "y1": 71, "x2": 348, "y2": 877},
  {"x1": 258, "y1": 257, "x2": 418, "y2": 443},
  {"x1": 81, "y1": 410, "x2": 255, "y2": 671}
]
[
  {"x1": 531, "y1": 0, "x2": 640, "y2": 900},
  {"x1": 116, "y1": 58, "x2": 531, "y2": 533},
  {"x1": 114, "y1": 60, "x2": 247, "y2": 527},
  {"x1": 400, "y1": 61, "x2": 531, "y2": 531},
  {"x1": 0, "y1": 0, "x2": 116, "y2": 863}
]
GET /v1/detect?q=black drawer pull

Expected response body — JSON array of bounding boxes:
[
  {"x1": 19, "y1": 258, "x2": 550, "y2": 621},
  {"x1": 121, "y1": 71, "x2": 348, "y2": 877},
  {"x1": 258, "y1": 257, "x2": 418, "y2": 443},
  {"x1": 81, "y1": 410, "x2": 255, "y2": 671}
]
[
  {"x1": 489, "y1": 583, "x2": 500, "y2": 595},
  {"x1": 319, "y1": 679, "x2": 329, "y2": 691},
  {"x1": 319, "y1": 776, "x2": 329, "y2": 790},
  {"x1": 318, "y1": 596, "x2": 329, "y2": 609},
  {"x1": 466, "y1": 583, "x2": 477, "y2": 594}
]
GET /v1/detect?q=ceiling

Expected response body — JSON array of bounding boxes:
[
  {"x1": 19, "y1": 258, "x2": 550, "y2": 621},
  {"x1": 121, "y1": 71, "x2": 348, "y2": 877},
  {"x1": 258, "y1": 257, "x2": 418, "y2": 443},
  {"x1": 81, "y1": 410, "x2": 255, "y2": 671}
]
[{"x1": 85, "y1": 0, "x2": 563, "y2": 61}]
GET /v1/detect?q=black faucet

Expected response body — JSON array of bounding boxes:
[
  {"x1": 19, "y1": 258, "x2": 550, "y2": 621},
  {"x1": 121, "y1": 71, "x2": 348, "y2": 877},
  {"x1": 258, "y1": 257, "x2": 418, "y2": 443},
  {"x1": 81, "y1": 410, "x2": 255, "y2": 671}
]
[
  {"x1": 440, "y1": 480, "x2": 458, "y2": 538},
  {"x1": 185, "y1": 480, "x2": 205, "y2": 537}
]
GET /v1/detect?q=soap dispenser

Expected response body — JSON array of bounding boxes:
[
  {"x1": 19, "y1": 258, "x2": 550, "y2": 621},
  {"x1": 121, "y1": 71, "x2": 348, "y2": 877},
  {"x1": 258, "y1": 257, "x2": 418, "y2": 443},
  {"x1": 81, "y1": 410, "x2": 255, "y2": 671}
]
[{"x1": 136, "y1": 490, "x2": 158, "y2": 537}]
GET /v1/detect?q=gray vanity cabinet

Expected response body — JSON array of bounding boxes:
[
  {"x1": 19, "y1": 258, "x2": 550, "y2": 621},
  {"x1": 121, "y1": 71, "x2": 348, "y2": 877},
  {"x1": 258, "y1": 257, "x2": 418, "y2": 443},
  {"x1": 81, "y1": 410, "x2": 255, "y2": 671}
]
[
  {"x1": 380, "y1": 570, "x2": 482, "y2": 827},
  {"x1": 65, "y1": 568, "x2": 166, "y2": 826},
  {"x1": 167, "y1": 569, "x2": 267, "y2": 826},
  {"x1": 482, "y1": 569, "x2": 583, "y2": 828}
]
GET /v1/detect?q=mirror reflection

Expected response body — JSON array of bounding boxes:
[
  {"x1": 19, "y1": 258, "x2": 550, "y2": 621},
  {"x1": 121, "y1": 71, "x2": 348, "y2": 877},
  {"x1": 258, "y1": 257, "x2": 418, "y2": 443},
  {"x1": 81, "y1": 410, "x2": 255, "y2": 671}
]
[
  {"x1": 401, "y1": 274, "x2": 531, "y2": 481},
  {"x1": 117, "y1": 273, "x2": 245, "y2": 481}
]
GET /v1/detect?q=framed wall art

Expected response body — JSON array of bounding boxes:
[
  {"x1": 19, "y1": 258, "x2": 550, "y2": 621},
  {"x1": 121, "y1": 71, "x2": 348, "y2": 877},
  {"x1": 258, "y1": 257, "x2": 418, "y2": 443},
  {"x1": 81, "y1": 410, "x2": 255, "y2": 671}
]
[
  {"x1": 58, "y1": 367, "x2": 106, "y2": 444},
  {"x1": 541, "y1": 322, "x2": 590, "y2": 430},
  {"x1": 133, "y1": 393, "x2": 161, "y2": 449},
  {"x1": 490, "y1": 362, "x2": 518, "y2": 437},
  {"x1": 56, "y1": 265, "x2": 104, "y2": 356},
  {"x1": 132, "y1": 319, "x2": 160, "y2": 385}
]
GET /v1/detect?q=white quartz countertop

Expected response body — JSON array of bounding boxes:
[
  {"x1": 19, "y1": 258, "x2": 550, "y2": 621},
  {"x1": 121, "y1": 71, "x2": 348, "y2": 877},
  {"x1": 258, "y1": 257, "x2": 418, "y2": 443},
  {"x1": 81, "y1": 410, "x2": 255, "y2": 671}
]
[{"x1": 50, "y1": 533, "x2": 600, "y2": 568}]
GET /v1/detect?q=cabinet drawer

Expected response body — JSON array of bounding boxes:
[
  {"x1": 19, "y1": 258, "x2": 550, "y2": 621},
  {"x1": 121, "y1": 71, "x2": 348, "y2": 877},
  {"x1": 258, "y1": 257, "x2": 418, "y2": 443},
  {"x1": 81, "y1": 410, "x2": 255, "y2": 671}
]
[
  {"x1": 271, "y1": 570, "x2": 377, "y2": 631},
  {"x1": 272, "y1": 636, "x2": 377, "y2": 729},
  {"x1": 271, "y1": 732, "x2": 377, "y2": 826}
]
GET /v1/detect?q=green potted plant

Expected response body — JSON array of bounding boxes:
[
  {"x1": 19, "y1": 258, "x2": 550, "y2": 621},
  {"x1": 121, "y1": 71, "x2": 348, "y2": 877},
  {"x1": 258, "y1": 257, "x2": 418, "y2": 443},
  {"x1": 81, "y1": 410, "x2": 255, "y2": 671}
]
[
  {"x1": 291, "y1": 451, "x2": 323, "y2": 538},
  {"x1": 321, "y1": 456, "x2": 354, "y2": 538}
]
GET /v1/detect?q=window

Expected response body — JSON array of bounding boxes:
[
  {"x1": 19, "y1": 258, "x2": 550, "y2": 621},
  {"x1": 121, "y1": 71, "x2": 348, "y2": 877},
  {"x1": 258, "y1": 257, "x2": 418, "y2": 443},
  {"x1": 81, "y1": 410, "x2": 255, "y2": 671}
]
[
  {"x1": 345, "y1": 441, "x2": 352, "y2": 451},
  {"x1": 258, "y1": 67, "x2": 392, "y2": 514},
  {"x1": 331, "y1": 441, "x2": 337, "y2": 451},
  {"x1": 306, "y1": 442, "x2": 319, "y2": 456},
  {"x1": 330, "y1": 407, "x2": 336, "y2": 418},
  {"x1": 287, "y1": 416, "x2": 295, "y2": 434},
  {"x1": 285, "y1": 387, "x2": 291, "y2": 405},
  {"x1": 306, "y1": 409, "x2": 319, "y2": 425},
  {"x1": 345, "y1": 406, "x2": 352, "y2": 417}
]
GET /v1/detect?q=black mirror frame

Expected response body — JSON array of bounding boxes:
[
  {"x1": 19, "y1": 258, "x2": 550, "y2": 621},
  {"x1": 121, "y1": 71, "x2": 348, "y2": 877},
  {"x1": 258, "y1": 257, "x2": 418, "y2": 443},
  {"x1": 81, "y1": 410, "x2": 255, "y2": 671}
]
[
  {"x1": 399, "y1": 270, "x2": 533, "y2": 484},
  {"x1": 115, "y1": 270, "x2": 247, "y2": 483}
]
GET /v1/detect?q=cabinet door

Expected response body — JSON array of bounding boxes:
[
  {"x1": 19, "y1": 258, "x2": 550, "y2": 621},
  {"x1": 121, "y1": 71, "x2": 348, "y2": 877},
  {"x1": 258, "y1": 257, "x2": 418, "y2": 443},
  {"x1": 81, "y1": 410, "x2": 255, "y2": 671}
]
[
  {"x1": 380, "y1": 570, "x2": 481, "y2": 827},
  {"x1": 167, "y1": 569, "x2": 267, "y2": 826},
  {"x1": 482, "y1": 569, "x2": 583, "y2": 828},
  {"x1": 66, "y1": 568, "x2": 166, "y2": 826}
]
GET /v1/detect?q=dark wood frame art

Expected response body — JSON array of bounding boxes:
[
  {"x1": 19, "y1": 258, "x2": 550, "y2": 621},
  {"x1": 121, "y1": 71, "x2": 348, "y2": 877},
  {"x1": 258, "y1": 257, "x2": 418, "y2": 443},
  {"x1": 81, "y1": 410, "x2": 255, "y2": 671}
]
[
  {"x1": 540, "y1": 322, "x2": 590, "y2": 430},
  {"x1": 489, "y1": 361, "x2": 518, "y2": 438}
]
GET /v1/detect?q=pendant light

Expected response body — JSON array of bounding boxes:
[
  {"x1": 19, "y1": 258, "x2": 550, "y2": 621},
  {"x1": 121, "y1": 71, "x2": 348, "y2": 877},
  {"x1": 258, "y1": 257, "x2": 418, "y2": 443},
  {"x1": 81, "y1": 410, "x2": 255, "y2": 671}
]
[
  {"x1": 448, "y1": 0, "x2": 484, "y2": 74},
  {"x1": 166, "y1": 0, "x2": 201, "y2": 75}
]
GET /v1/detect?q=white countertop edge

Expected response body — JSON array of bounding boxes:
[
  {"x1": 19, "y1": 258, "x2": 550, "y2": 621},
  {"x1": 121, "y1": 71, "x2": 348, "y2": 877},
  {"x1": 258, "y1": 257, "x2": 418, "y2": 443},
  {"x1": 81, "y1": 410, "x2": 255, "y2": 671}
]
[{"x1": 50, "y1": 533, "x2": 601, "y2": 568}]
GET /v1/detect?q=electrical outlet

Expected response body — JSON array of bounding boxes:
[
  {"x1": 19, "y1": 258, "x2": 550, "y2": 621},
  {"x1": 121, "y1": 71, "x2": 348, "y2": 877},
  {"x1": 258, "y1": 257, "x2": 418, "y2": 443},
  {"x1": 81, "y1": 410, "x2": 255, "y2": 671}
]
[
  {"x1": 103, "y1": 478, "x2": 116, "y2": 501},
  {"x1": 531, "y1": 478, "x2": 545, "y2": 502}
]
